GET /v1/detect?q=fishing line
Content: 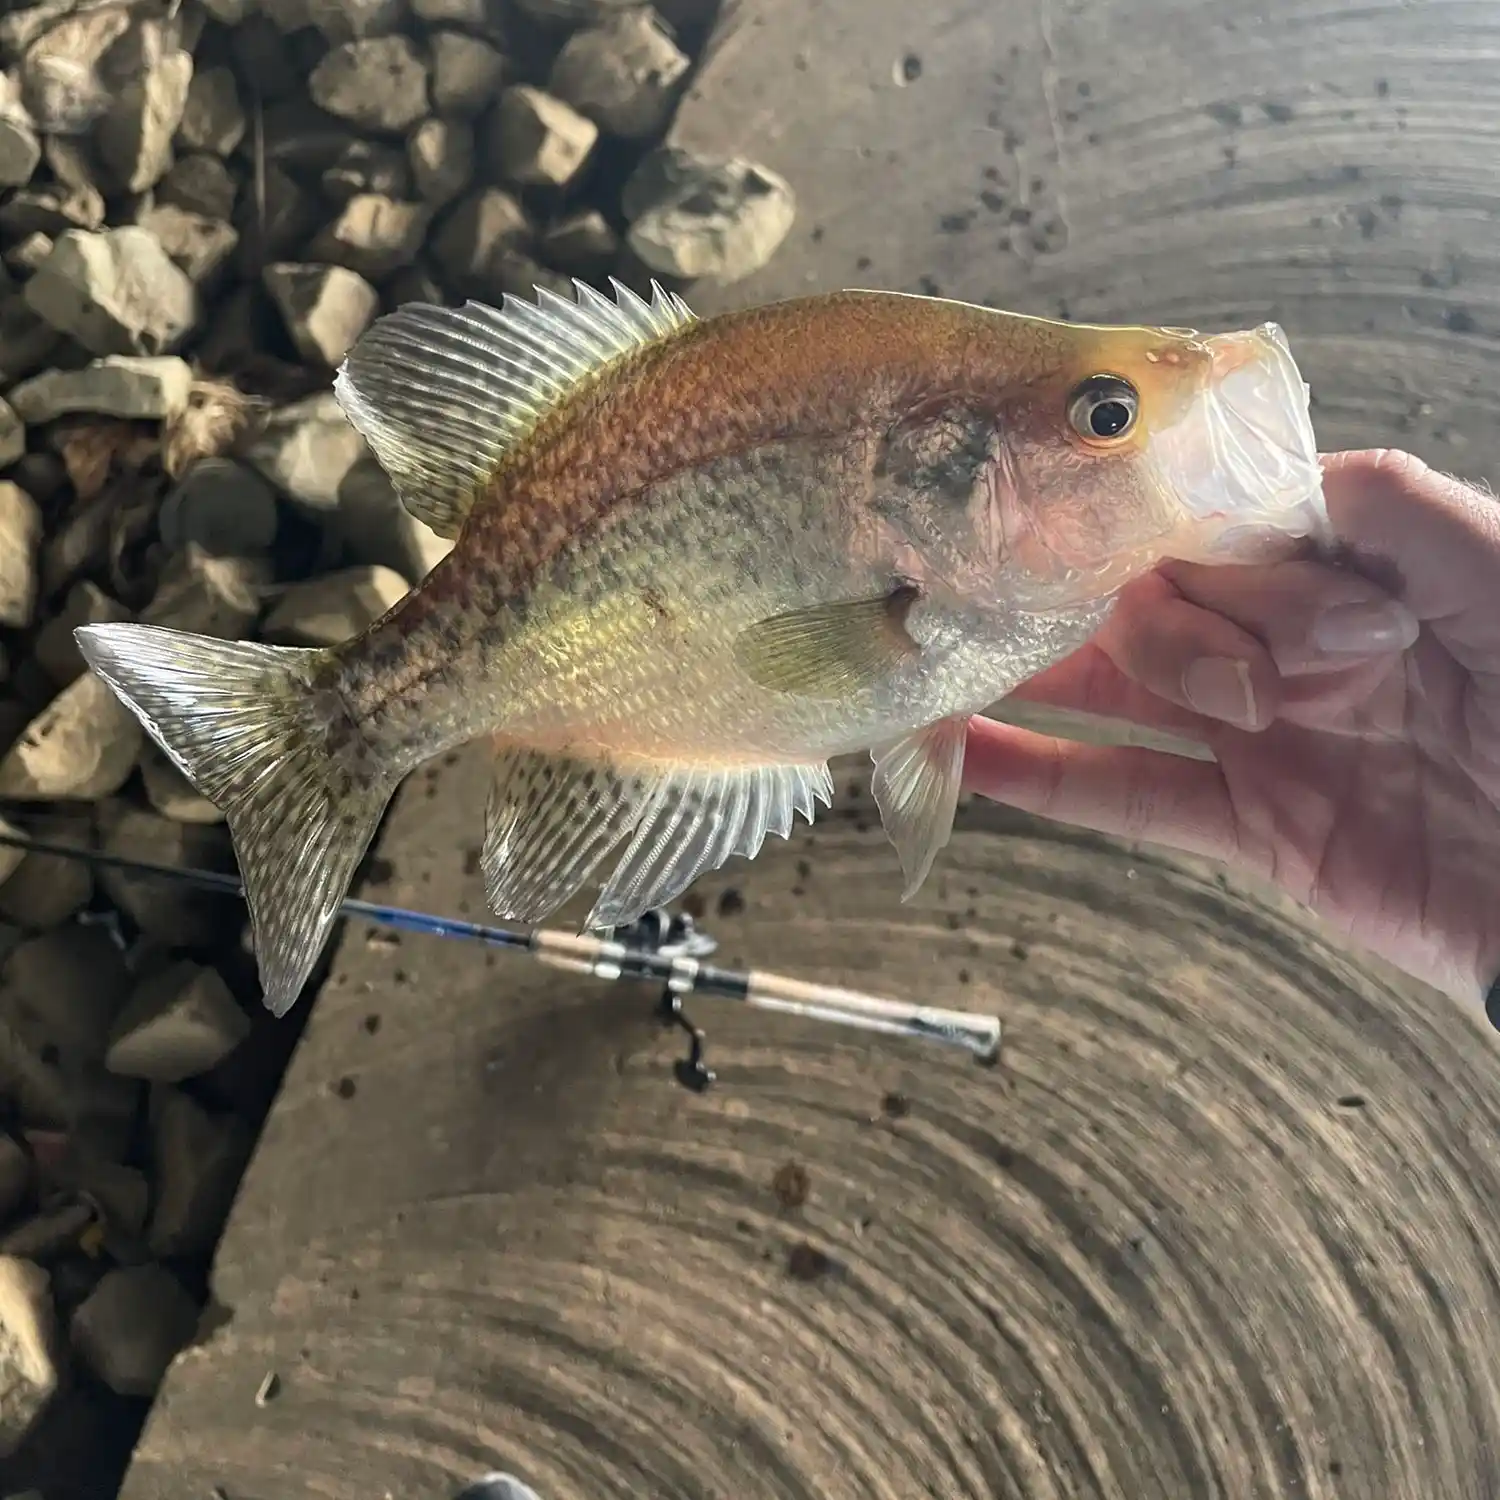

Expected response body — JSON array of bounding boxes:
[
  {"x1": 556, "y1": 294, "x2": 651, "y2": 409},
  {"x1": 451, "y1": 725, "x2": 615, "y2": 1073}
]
[{"x1": 0, "y1": 828, "x2": 1001, "y2": 1090}]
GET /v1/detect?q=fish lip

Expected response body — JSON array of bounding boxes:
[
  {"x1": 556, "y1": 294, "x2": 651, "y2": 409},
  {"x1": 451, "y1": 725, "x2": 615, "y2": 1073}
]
[{"x1": 1150, "y1": 322, "x2": 1330, "y2": 555}]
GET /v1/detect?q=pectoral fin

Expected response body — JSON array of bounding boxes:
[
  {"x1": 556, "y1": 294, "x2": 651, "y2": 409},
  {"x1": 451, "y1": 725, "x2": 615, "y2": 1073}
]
[
  {"x1": 482, "y1": 742, "x2": 834, "y2": 929},
  {"x1": 733, "y1": 583, "x2": 922, "y2": 699},
  {"x1": 870, "y1": 715, "x2": 970, "y2": 899}
]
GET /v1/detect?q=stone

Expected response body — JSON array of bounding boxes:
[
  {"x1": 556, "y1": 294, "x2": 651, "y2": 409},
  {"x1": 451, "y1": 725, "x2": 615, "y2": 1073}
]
[
  {"x1": 540, "y1": 207, "x2": 619, "y2": 275},
  {"x1": 335, "y1": 455, "x2": 454, "y2": 582},
  {"x1": 309, "y1": 36, "x2": 430, "y2": 134},
  {"x1": 176, "y1": 64, "x2": 244, "y2": 155},
  {"x1": 262, "y1": 566, "x2": 409, "y2": 646},
  {"x1": 158, "y1": 458, "x2": 278, "y2": 558},
  {"x1": 0, "y1": 927, "x2": 131, "y2": 1065},
  {"x1": 147, "y1": 1088, "x2": 251, "y2": 1258},
  {"x1": 17, "y1": 5, "x2": 128, "y2": 136},
  {"x1": 70, "y1": 1263, "x2": 199, "y2": 1397},
  {"x1": 23, "y1": 227, "x2": 198, "y2": 356},
  {"x1": 430, "y1": 30, "x2": 505, "y2": 116},
  {"x1": 247, "y1": 394, "x2": 367, "y2": 519},
  {"x1": 0, "y1": 406, "x2": 22, "y2": 470},
  {"x1": 0, "y1": 101, "x2": 40, "y2": 187},
  {"x1": 385, "y1": 262, "x2": 448, "y2": 308},
  {"x1": 105, "y1": 961, "x2": 249, "y2": 1083},
  {"x1": 0, "y1": 838, "x2": 92, "y2": 929},
  {"x1": 35, "y1": 582, "x2": 130, "y2": 686},
  {"x1": 0, "y1": 1138, "x2": 28, "y2": 1223},
  {"x1": 548, "y1": 7, "x2": 689, "y2": 140},
  {"x1": 263, "y1": 262, "x2": 378, "y2": 367},
  {"x1": 411, "y1": 0, "x2": 498, "y2": 28},
  {"x1": 44, "y1": 1142, "x2": 148, "y2": 1245},
  {"x1": 625, "y1": 153, "x2": 796, "y2": 283},
  {"x1": 0, "y1": 1256, "x2": 56, "y2": 1456},
  {"x1": 0, "y1": 303, "x2": 59, "y2": 391},
  {"x1": 0, "y1": 674, "x2": 140, "y2": 801},
  {"x1": 408, "y1": 118, "x2": 473, "y2": 207},
  {"x1": 233, "y1": 162, "x2": 313, "y2": 271},
  {"x1": 320, "y1": 138, "x2": 410, "y2": 203},
  {"x1": 96, "y1": 804, "x2": 238, "y2": 947},
  {"x1": 94, "y1": 21, "x2": 195, "y2": 195},
  {"x1": 200, "y1": 0, "x2": 253, "y2": 20},
  {"x1": 140, "y1": 746, "x2": 223, "y2": 825},
  {"x1": 0, "y1": 485, "x2": 40, "y2": 630},
  {"x1": 7, "y1": 356, "x2": 193, "y2": 424},
  {"x1": 39, "y1": 130, "x2": 95, "y2": 192},
  {"x1": 432, "y1": 187, "x2": 531, "y2": 296},
  {"x1": 492, "y1": 87, "x2": 597, "y2": 189},
  {"x1": 0, "y1": 182, "x2": 104, "y2": 240},
  {"x1": 0, "y1": 819, "x2": 23, "y2": 890},
  {"x1": 136, "y1": 203, "x2": 239, "y2": 286},
  {"x1": 3, "y1": 232, "x2": 50, "y2": 278},
  {"x1": 141, "y1": 545, "x2": 263, "y2": 639},
  {"x1": 308, "y1": 194, "x2": 432, "y2": 280},
  {"x1": 157, "y1": 152, "x2": 237, "y2": 220}
]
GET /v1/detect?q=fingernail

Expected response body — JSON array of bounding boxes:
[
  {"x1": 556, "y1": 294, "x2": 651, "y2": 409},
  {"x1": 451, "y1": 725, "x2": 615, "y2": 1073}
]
[
  {"x1": 1183, "y1": 657, "x2": 1258, "y2": 727},
  {"x1": 1311, "y1": 600, "x2": 1420, "y2": 655}
]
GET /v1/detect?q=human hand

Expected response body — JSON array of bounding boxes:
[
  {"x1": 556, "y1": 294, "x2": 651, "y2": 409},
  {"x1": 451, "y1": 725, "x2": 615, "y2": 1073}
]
[{"x1": 964, "y1": 448, "x2": 1500, "y2": 1010}]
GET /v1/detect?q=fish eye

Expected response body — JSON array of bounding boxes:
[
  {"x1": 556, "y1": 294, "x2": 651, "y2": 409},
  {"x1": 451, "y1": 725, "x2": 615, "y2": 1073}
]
[{"x1": 1067, "y1": 374, "x2": 1140, "y2": 443}]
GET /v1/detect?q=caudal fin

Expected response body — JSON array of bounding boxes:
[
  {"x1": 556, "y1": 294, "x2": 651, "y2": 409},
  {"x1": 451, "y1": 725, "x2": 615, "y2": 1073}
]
[{"x1": 75, "y1": 622, "x2": 397, "y2": 1017}]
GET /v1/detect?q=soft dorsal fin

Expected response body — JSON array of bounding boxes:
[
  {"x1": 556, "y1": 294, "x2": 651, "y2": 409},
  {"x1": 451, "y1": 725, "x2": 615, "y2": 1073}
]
[{"x1": 332, "y1": 278, "x2": 698, "y2": 540}]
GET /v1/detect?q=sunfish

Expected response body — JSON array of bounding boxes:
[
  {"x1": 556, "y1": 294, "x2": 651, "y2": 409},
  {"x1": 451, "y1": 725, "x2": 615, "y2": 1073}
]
[{"x1": 75, "y1": 281, "x2": 1327, "y2": 1015}]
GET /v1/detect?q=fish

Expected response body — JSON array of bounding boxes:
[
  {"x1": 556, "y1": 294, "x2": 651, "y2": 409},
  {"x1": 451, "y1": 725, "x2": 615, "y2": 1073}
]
[{"x1": 73, "y1": 281, "x2": 1328, "y2": 1017}]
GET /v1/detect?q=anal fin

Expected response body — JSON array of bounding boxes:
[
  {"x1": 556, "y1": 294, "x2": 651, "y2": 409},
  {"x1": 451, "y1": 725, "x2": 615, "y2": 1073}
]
[
  {"x1": 870, "y1": 715, "x2": 970, "y2": 900},
  {"x1": 482, "y1": 747, "x2": 834, "y2": 930}
]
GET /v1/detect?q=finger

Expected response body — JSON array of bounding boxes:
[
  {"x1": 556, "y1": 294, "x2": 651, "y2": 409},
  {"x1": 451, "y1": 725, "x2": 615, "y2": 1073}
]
[
  {"x1": 1087, "y1": 571, "x2": 1284, "y2": 731},
  {"x1": 1156, "y1": 556, "x2": 1419, "y2": 676},
  {"x1": 1004, "y1": 641, "x2": 1219, "y2": 740},
  {"x1": 962, "y1": 715, "x2": 1239, "y2": 863}
]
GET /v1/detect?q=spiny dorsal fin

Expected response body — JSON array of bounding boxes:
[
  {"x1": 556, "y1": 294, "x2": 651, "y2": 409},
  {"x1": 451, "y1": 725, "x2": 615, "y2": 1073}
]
[{"x1": 332, "y1": 278, "x2": 698, "y2": 540}]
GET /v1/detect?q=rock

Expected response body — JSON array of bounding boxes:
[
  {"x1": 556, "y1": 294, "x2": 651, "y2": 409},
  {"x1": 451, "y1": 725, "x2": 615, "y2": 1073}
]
[
  {"x1": 0, "y1": 485, "x2": 40, "y2": 630},
  {"x1": 308, "y1": 194, "x2": 432, "y2": 280},
  {"x1": 0, "y1": 927, "x2": 131, "y2": 1066},
  {"x1": 492, "y1": 86, "x2": 597, "y2": 188},
  {"x1": 540, "y1": 207, "x2": 619, "y2": 275},
  {"x1": 157, "y1": 152, "x2": 237, "y2": 220},
  {"x1": 136, "y1": 203, "x2": 239, "y2": 287},
  {"x1": 548, "y1": 7, "x2": 689, "y2": 140},
  {"x1": 430, "y1": 30, "x2": 505, "y2": 116},
  {"x1": 0, "y1": 839, "x2": 92, "y2": 929},
  {"x1": 0, "y1": 405, "x2": 22, "y2": 471},
  {"x1": 95, "y1": 21, "x2": 195, "y2": 195},
  {"x1": 262, "y1": 566, "x2": 409, "y2": 646},
  {"x1": 70, "y1": 1262, "x2": 199, "y2": 1398},
  {"x1": 35, "y1": 582, "x2": 130, "y2": 686},
  {"x1": 23, "y1": 227, "x2": 198, "y2": 356},
  {"x1": 309, "y1": 36, "x2": 430, "y2": 134},
  {"x1": 7, "y1": 356, "x2": 193, "y2": 424},
  {"x1": 17, "y1": 4, "x2": 128, "y2": 136},
  {"x1": 408, "y1": 118, "x2": 473, "y2": 207},
  {"x1": 105, "y1": 961, "x2": 249, "y2": 1083},
  {"x1": 43, "y1": 1141, "x2": 148, "y2": 1246},
  {"x1": 0, "y1": 302, "x2": 60, "y2": 390},
  {"x1": 0, "y1": 181, "x2": 104, "y2": 239},
  {"x1": 158, "y1": 458, "x2": 278, "y2": 558},
  {"x1": 0, "y1": 675, "x2": 141, "y2": 801},
  {"x1": 625, "y1": 153, "x2": 796, "y2": 283},
  {"x1": 4, "y1": 232, "x2": 50, "y2": 278},
  {"x1": 263, "y1": 262, "x2": 379, "y2": 367},
  {"x1": 146, "y1": 1088, "x2": 251, "y2": 1259},
  {"x1": 0, "y1": 818, "x2": 24, "y2": 889},
  {"x1": 96, "y1": 804, "x2": 238, "y2": 947},
  {"x1": 233, "y1": 162, "x2": 314, "y2": 271},
  {"x1": 320, "y1": 137, "x2": 410, "y2": 203},
  {"x1": 385, "y1": 262, "x2": 448, "y2": 308},
  {"x1": 141, "y1": 545, "x2": 263, "y2": 639},
  {"x1": 411, "y1": 0, "x2": 499, "y2": 29},
  {"x1": 0, "y1": 1138, "x2": 28, "y2": 1223},
  {"x1": 176, "y1": 64, "x2": 244, "y2": 155},
  {"x1": 0, "y1": 101, "x2": 40, "y2": 187},
  {"x1": 140, "y1": 745, "x2": 223, "y2": 825},
  {"x1": 247, "y1": 396, "x2": 369, "y2": 518},
  {"x1": 39, "y1": 130, "x2": 95, "y2": 193},
  {"x1": 0, "y1": 1257, "x2": 56, "y2": 1456},
  {"x1": 335, "y1": 455, "x2": 454, "y2": 582},
  {"x1": 432, "y1": 187, "x2": 531, "y2": 296}
]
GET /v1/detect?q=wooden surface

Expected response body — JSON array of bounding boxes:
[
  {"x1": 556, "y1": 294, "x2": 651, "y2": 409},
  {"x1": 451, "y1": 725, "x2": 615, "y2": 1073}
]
[{"x1": 121, "y1": 0, "x2": 1500, "y2": 1496}]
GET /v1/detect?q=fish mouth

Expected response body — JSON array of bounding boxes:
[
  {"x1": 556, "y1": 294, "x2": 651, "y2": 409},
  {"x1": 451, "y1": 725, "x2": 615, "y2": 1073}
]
[{"x1": 1150, "y1": 322, "x2": 1331, "y2": 560}]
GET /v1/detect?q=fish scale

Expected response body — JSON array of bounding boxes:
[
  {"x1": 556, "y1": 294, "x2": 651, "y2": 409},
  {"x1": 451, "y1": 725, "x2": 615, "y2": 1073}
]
[{"x1": 72, "y1": 279, "x2": 1329, "y2": 1017}]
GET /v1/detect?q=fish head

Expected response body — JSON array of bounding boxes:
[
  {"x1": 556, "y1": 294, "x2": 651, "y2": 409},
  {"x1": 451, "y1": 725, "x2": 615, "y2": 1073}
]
[{"x1": 986, "y1": 317, "x2": 1328, "y2": 611}]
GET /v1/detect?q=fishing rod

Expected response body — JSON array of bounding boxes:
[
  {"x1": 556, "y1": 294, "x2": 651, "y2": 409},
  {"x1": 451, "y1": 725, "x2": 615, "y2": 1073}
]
[{"x1": 0, "y1": 828, "x2": 1001, "y2": 1090}]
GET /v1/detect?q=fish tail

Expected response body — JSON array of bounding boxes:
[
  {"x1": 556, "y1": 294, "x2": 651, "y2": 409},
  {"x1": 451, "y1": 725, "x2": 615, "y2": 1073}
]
[{"x1": 75, "y1": 622, "x2": 398, "y2": 1018}]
